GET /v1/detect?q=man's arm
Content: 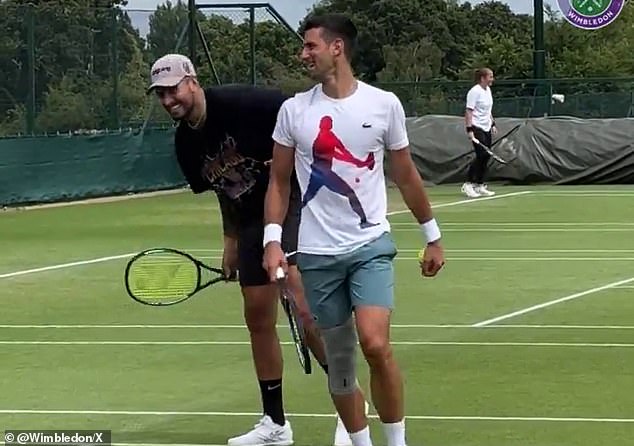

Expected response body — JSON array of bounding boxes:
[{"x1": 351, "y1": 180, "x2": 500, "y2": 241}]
[
  {"x1": 334, "y1": 141, "x2": 365, "y2": 166},
  {"x1": 465, "y1": 108, "x2": 474, "y2": 129},
  {"x1": 263, "y1": 97, "x2": 296, "y2": 250},
  {"x1": 264, "y1": 142, "x2": 295, "y2": 231},
  {"x1": 261, "y1": 142, "x2": 295, "y2": 280},
  {"x1": 385, "y1": 94, "x2": 441, "y2": 246},
  {"x1": 388, "y1": 148, "x2": 440, "y2": 244}
]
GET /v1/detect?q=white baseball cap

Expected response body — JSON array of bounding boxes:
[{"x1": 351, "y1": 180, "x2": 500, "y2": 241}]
[{"x1": 147, "y1": 54, "x2": 197, "y2": 93}]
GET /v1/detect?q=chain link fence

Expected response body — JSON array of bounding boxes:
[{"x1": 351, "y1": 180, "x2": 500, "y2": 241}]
[{"x1": 375, "y1": 77, "x2": 634, "y2": 119}]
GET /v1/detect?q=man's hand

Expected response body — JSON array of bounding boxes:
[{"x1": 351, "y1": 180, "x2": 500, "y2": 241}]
[
  {"x1": 467, "y1": 130, "x2": 475, "y2": 141},
  {"x1": 491, "y1": 125, "x2": 498, "y2": 136},
  {"x1": 419, "y1": 241, "x2": 445, "y2": 277},
  {"x1": 263, "y1": 242, "x2": 287, "y2": 282},
  {"x1": 222, "y1": 236, "x2": 239, "y2": 281}
]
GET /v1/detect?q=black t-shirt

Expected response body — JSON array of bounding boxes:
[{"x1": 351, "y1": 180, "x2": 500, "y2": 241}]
[{"x1": 174, "y1": 84, "x2": 289, "y2": 225}]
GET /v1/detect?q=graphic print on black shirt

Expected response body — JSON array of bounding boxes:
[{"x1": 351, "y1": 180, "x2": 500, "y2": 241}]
[
  {"x1": 174, "y1": 84, "x2": 290, "y2": 224},
  {"x1": 201, "y1": 134, "x2": 268, "y2": 200}
]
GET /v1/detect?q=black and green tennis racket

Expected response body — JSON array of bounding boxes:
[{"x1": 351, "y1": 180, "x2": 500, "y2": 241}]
[
  {"x1": 124, "y1": 248, "x2": 230, "y2": 306},
  {"x1": 275, "y1": 266, "x2": 312, "y2": 375}
]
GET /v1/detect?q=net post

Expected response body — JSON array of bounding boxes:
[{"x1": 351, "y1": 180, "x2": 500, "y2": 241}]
[
  {"x1": 111, "y1": 7, "x2": 120, "y2": 129},
  {"x1": 195, "y1": 20, "x2": 221, "y2": 85},
  {"x1": 249, "y1": 6, "x2": 256, "y2": 86},
  {"x1": 188, "y1": 0, "x2": 197, "y2": 62},
  {"x1": 26, "y1": 2, "x2": 36, "y2": 134}
]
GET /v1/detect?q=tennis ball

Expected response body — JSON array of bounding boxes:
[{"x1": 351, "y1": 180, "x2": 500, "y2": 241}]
[{"x1": 417, "y1": 249, "x2": 425, "y2": 261}]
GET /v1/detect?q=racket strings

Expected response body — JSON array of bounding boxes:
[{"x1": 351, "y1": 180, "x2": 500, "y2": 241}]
[{"x1": 128, "y1": 255, "x2": 198, "y2": 300}]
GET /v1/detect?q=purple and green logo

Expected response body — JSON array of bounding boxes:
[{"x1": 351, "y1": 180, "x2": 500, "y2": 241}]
[{"x1": 557, "y1": 0, "x2": 625, "y2": 29}]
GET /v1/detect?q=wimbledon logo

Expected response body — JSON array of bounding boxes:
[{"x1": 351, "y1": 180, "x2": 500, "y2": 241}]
[{"x1": 557, "y1": 0, "x2": 625, "y2": 29}]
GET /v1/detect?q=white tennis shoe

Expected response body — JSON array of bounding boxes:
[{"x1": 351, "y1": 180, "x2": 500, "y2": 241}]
[
  {"x1": 461, "y1": 182, "x2": 480, "y2": 198},
  {"x1": 227, "y1": 415, "x2": 293, "y2": 446},
  {"x1": 474, "y1": 184, "x2": 495, "y2": 196}
]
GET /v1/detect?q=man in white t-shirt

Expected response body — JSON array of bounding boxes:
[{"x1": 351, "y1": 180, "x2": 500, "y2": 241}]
[
  {"x1": 261, "y1": 13, "x2": 445, "y2": 446},
  {"x1": 463, "y1": 67, "x2": 497, "y2": 198}
]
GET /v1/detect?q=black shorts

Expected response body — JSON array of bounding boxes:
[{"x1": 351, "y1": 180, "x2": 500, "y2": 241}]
[{"x1": 236, "y1": 188, "x2": 301, "y2": 287}]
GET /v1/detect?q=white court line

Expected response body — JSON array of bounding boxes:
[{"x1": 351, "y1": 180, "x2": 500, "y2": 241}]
[
  {"x1": 5, "y1": 255, "x2": 631, "y2": 281},
  {"x1": 472, "y1": 276, "x2": 634, "y2": 327},
  {"x1": 5, "y1": 253, "x2": 630, "y2": 282},
  {"x1": 0, "y1": 409, "x2": 632, "y2": 423},
  {"x1": 0, "y1": 192, "x2": 531, "y2": 280},
  {"x1": 386, "y1": 190, "x2": 531, "y2": 216},
  {"x1": 1, "y1": 324, "x2": 633, "y2": 329},
  {"x1": 4, "y1": 188, "x2": 192, "y2": 211},
  {"x1": 1, "y1": 340, "x2": 632, "y2": 347},
  {"x1": 0, "y1": 253, "x2": 136, "y2": 279},
  {"x1": 537, "y1": 193, "x2": 634, "y2": 197}
]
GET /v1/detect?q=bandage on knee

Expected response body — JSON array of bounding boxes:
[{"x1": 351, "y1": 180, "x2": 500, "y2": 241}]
[{"x1": 321, "y1": 317, "x2": 358, "y2": 395}]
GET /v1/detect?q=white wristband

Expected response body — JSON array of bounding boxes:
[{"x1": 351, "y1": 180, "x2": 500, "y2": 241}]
[
  {"x1": 421, "y1": 218, "x2": 441, "y2": 244},
  {"x1": 263, "y1": 223, "x2": 283, "y2": 248}
]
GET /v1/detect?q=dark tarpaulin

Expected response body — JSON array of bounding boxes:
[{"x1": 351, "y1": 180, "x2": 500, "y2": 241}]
[{"x1": 404, "y1": 115, "x2": 634, "y2": 185}]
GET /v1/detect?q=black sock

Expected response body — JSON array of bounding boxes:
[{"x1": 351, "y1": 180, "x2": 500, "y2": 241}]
[{"x1": 259, "y1": 379, "x2": 285, "y2": 426}]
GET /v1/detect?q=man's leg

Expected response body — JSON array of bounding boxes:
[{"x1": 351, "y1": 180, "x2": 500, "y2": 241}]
[
  {"x1": 349, "y1": 233, "x2": 407, "y2": 446},
  {"x1": 286, "y1": 183, "x2": 364, "y2": 446},
  {"x1": 242, "y1": 283, "x2": 287, "y2": 422},
  {"x1": 226, "y1": 225, "x2": 292, "y2": 446},
  {"x1": 296, "y1": 252, "x2": 372, "y2": 446}
]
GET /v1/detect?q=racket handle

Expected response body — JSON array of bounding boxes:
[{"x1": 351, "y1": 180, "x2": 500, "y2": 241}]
[{"x1": 275, "y1": 266, "x2": 285, "y2": 280}]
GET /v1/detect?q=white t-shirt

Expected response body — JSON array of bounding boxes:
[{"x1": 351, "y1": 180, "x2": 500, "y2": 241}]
[
  {"x1": 272, "y1": 81, "x2": 409, "y2": 255},
  {"x1": 466, "y1": 84, "x2": 493, "y2": 131}
]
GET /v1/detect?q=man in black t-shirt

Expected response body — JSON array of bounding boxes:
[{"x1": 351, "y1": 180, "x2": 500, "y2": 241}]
[{"x1": 147, "y1": 54, "x2": 353, "y2": 446}]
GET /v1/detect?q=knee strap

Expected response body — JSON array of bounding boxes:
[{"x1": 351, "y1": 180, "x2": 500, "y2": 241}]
[{"x1": 321, "y1": 317, "x2": 358, "y2": 395}]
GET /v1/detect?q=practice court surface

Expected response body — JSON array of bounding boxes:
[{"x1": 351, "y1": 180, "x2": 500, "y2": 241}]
[{"x1": 1, "y1": 184, "x2": 633, "y2": 446}]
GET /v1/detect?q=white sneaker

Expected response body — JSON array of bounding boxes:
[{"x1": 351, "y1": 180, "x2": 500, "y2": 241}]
[
  {"x1": 333, "y1": 401, "x2": 370, "y2": 446},
  {"x1": 461, "y1": 182, "x2": 480, "y2": 198},
  {"x1": 227, "y1": 415, "x2": 293, "y2": 446},
  {"x1": 474, "y1": 184, "x2": 495, "y2": 196}
]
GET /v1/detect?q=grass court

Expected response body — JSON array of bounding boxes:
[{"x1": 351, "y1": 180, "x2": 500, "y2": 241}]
[{"x1": 1, "y1": 184, "x2": 633, "y2": 446}]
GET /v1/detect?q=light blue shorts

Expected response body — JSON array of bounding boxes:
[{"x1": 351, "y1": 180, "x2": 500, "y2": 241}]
[{"x1": 296, "y1": 232, "x2": 397, "y2": 329}]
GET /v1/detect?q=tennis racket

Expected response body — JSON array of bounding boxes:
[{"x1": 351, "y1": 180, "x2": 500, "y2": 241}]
[
  {"x1": 275, "y1": 266, "x2": 312, "y2": 375},
  {"x1": 471, "y1": 136, "x2": 517, "y2": 164},
  {"x1": 124, "y1": 248, "x2": 230, "y2": 306}
]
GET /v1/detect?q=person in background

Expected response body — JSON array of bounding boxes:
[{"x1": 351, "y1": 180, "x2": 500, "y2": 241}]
[{"x1": 462, "y1": 67, "x2": 497, "y2": 198}]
